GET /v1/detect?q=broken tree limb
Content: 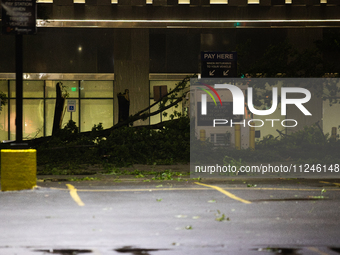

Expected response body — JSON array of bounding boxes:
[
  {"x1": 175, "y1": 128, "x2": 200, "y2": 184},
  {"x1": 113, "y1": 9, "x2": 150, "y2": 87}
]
[
  {"x1": 52, "y1": 82, "x2": 65, "y2": 135},
  {"x1": 23, "y1": 75, "x2": 194, "y2": 148}
]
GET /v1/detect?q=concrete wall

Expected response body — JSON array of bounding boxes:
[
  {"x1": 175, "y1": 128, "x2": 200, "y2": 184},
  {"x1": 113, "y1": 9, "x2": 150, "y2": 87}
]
[{"x1": 113, "y1": 29, "x2": 150, "y2": 126}]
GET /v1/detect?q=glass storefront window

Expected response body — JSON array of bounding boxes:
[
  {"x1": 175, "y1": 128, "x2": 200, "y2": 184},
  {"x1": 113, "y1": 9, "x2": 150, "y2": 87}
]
[
  {"x1": 10, "y1": 99, "x2": 44, "y2": 140},
  {"x1": 3, "y1": 79, "x2": 114, "y2": 139},
  {"x1": 80, "y1": 99, "x2": 113, "y2": 132},
  {"x1": 0, "y1": 80, "x2": 8, "y2": 94},
  {"x1": 62, "y1": 99, "x2": 80, "y2": 129},
  {"x1": 45, "y1": 99, "x2": 80, "y2": 136},
  {"x1": 10, "y1": 80, "x2": 44, "y2": 98},
  {"x1": 150, "y1": 80, "x2": 186, "y2": 125},
  {"x1": 149, "y1": 99, "x2": 183, "y2": 125},
  {"x1": 24, "y1": 100, "x2": 44, "y2": 139},
  {"x1": 150, "y1": 99, "x2": 161, "y2": 125},
  {"x1": 46, "y1": 80, "x2": 79, "y2": 98},
  {"x1": 0, "y1": 104, "x2": 8, "y2": 141},
  {"x1": 9, "y1": 99, "x2": 15, "y2": 140},
  {"x1": 0, "y1": 81, "x2": 9, "y2": 140},
  {"x1": 80, "y1": 81, "x2": 113, "y2": 98}
]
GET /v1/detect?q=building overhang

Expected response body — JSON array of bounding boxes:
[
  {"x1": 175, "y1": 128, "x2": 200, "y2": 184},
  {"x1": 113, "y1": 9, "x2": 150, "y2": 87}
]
[{"x1": 36, "y1": 18, "x2": 340, "y2": 28}]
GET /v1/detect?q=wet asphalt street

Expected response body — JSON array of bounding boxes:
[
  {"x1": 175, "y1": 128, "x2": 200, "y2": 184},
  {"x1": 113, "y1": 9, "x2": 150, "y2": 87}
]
[{"x1": 1, "y1": 175, "x2": 340, "y2": 255}]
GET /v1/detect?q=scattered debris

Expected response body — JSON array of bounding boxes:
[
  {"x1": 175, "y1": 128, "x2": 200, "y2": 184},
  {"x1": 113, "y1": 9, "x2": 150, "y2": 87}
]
[
  {"x1": 215, "y1": 214, "x2": 230, "y2": 222},
  {"x1": 215, "y1": 210, "x2": 230, "y2": 222}
]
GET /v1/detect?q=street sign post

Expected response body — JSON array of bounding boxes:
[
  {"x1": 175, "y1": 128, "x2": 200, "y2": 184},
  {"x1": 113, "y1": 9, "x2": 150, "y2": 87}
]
[
  {"x1": 67, "y1": 100, "x2": 76, "y2": 121},
  {"x1": 67, "y1": 100, "x2": 76, "y2": 112},
  {"x1": 2, "y1": 0, "x2": 37, "y2": 143},
  {"x1": 1, "y1": 0, "x2": 37, "y2": 35},
  {"x1": 201, "y1": 52, "x2": 237, "y2": 78}
]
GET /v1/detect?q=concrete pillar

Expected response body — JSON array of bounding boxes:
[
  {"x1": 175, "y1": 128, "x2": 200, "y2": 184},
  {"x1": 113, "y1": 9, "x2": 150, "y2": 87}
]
[{"x1": 113, "y1": 29, "x2": 150, "y2": 126}]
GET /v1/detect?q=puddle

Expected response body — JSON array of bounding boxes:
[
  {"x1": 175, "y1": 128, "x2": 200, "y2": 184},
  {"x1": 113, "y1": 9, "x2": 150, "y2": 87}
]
[
  {"x1": 254, "y1": 247, "x2": 300, "y2": 254},
  {"x1": 115, "y1": 246, "x2": 169, "y2": 255},
  {"x1": 35, "y1": 249, "x2": 92, "y2": 254},
  {"x1": 330, "y1": 247, "x2": 340, "y2": 254}
]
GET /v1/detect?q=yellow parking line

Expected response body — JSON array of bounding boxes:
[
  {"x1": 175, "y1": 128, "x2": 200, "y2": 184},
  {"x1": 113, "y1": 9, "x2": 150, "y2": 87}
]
[
  {"x1": 50, "y1": 187, "x2": 211, "y2": 192},
  {"x1": 320, "y1": 181, "x2": 340, "y2": 186},
  {"x1": 195, "y1": 182, "x2": 252, "y2": 204},
  {"x1": 307, "y1": 247, "x2": 330, "y2": 255},
  {"x1": 66, "y1": 184, "x2": 85, "y2": 206}
]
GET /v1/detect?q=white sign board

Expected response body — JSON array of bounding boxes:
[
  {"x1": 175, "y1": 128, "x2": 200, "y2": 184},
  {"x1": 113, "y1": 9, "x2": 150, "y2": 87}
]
[{"x1": 67, "y1": 100, "x2": 76, "y2": 112}]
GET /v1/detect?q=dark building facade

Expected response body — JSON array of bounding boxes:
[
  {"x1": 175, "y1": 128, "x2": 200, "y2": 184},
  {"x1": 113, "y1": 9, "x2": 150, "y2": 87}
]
[{"x1": 0, "y1": 0, "x2": 339, "y2": 140}]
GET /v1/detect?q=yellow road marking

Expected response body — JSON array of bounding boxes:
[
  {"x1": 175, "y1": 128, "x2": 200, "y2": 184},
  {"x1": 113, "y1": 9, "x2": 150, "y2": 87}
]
[
  {"x1": 320, "y1": 181, "x2": 340, "y2": 186},
  {"x1": 307, "y1": 247, "x2": 330, "y2": 255},
  {"x1": 51, "y1": 187, "x2": 211, "y2": 192},
  {"x1": 195, "y1": 182, "x2": 252, "y2": 204},
  {"x1": 66, "y1": 184, "x2": 85, "y2": 206}
]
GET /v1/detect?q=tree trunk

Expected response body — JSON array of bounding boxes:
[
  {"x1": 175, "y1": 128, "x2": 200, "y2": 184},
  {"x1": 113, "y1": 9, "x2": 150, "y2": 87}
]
[{"x1": 52, "y1": 82, "x2": 65, "y2": 135}]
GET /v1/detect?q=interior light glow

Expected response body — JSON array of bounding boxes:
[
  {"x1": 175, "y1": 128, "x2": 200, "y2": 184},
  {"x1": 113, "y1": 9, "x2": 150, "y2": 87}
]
[
  {"x1": 210, "y1": 0, "x2": 228, "y2": 3},
  {"x1": 36, "y1": 19, "x2": 340, "y2": 24}
]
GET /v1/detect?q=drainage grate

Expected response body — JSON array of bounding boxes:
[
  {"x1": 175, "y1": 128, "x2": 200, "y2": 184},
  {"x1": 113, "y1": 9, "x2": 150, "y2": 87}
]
[{"x1": 35, "y1": 249, "x2": 92, "y2": 255}]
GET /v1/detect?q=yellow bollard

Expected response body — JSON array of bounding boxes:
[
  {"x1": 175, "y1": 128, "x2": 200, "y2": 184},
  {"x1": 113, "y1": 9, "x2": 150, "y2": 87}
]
[
  {"x1": 331, "y1": 127, "x2": 337, "y2": 140},
  {"x1": 200, "y1": 129, "x2": 206, "y2": 141},
  {"x1": 235, "y1": 124, "x2": 241, "y2": 150},
  {"x1": 1, "y1": 149, "x2": 37, "y2": 191},
  {"x1": 249, "y1": 123, "x2": 255, "y2": 150}
]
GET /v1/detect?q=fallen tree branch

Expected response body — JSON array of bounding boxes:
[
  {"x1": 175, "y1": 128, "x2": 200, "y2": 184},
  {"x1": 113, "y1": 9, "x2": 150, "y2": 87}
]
[
  {"x1": 315, "y1": 120, "x2": 326, "y2": 144},
  {"x1": 21, "y1": 75, "x2": 194, "y2": 147},
  {"x1": 38, "y1": 119, "x2": 180, "y2": 151},
  {"x1": 276, "y1": 129, "x2": 289, "y2": 137}
]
